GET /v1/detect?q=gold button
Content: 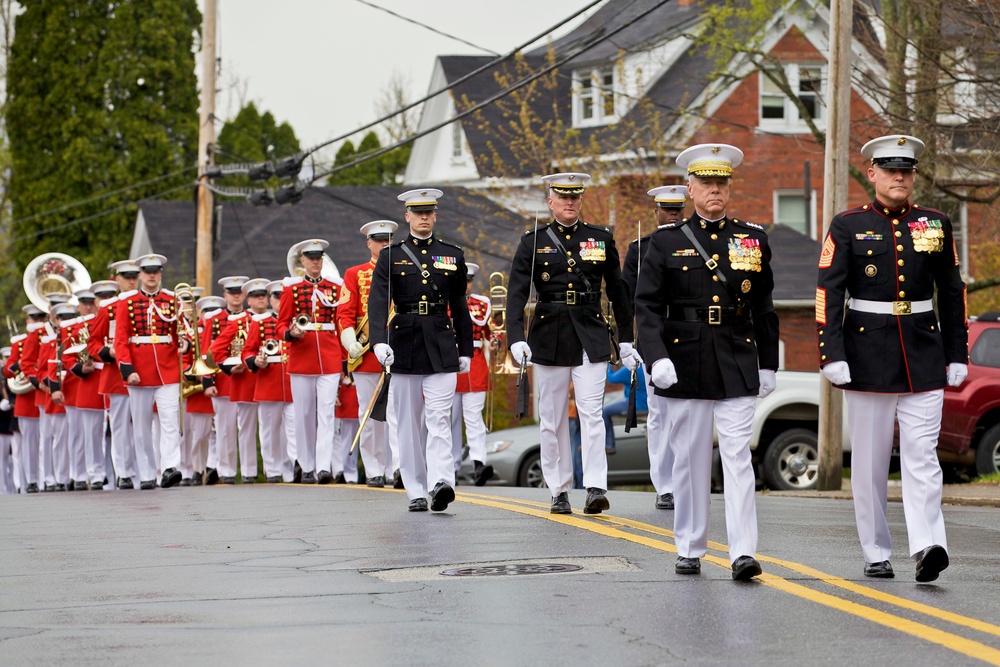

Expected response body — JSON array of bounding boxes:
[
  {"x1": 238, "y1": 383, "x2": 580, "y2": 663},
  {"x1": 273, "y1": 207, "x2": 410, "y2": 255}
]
[
  {"x1": 567, "y1": 283, "x2": 573, "y2": 289},
  {"x1": 867, "y1": 250, "x2": 872, "y2": 256},
  {"x1": 673, "y1": 338, "x2": 679, "y2": 344},
  {"x1": 819, "y1": 330, "x2": 823, "y2": 335},
  {"x1": 712, "y1": 275, "x2": 719, "y2": 282},
  {"x1": 819, "y1": 342, "x2": 824, "y2": 347},
  {"x1": 421, "y1": 295, "x2": 427, "y2": 301},
  {"x1": 568, "y1": 268, "x2": 573, "y2": 273},
  {"x1": 859, "y1": 327, "x2": 865, "y2": 332},
  {"x1": 421, "y1": 249, "x2": 427, "y2": 254},
  {"x1": 682, "y1": 266, "x2": 689, "y2": 271},
  {"x1": 540, "y1": 315, "x2": 545, "y2": 319},
  {"x1": 565, "y1": 235, "x2": 571, "y2": 240},
  {"x1": 422, "y1": 280, "x2": 427, "y2": 284},
  {"x1": 712, "y1": 254, "x2": 719, "y2": 261},
  {"x1": 895, "y1": 231, "x2": 901, "y2": 237},
  {"x1": 422, "y1": 264, "x2": 427, "y2": 268},
  {"x1": 898, "y1": 260, "x2": 904, "y2": 266},
  {"x1": 746, "y1": 338, "x2": 751, "y2": 343},
  {"x1": 822, "y1": 355, "x2": 827, "y2": 360},
  {"x1": 897, "y1": 244, "x2": 904, "y2": 251},
  {"x1": 899, "y1": 275, "x2": 905, "y2": 282},
  {"x1": 712, "y1": 295, "x2": 720, "y2": 303},
  {"x1": 931, "y1": 325, "x2": 935, "y2": 331},
  {"x1": 544, "y1": 262, "x2": 549, "y2": 266},
  {"x1": 892, "y1": 219, "x2": 899, "y2": 225},
  {"x1": 711, "y1": 234, "x2": 718, "y2": 241},
  {"x1": 899, "y1": 291, "x2": 906, "y2": 298}
]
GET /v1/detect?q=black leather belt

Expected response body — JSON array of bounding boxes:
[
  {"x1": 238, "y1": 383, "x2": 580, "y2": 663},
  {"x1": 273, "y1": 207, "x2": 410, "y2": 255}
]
[
  {"x1": 537, "y1": 291, "x2": 601, "y2": 305},
  {"x1": 668, "y1": 306, "x2": 746, "y2": 325},
  {"x1": 397, "y1": 302, "x2": 448, "y2": 315}
]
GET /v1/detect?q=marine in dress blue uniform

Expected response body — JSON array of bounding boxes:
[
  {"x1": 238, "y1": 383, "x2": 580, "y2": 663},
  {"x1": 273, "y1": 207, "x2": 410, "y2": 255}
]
[
  {"x1": 816, "y1": 135, "x2": 968, "y2": 582},
  {"x1": 635, "y1": 145, "x2": 779, "y2": 581}
]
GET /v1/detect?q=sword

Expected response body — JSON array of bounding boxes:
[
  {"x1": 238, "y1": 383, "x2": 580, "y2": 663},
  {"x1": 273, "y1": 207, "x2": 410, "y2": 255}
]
[{"x1": 350, "y1": 369, "x2": 390, "y2": 453}]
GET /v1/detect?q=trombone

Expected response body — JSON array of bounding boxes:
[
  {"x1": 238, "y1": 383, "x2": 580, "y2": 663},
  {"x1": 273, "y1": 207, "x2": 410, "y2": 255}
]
[
  {"x1": 175, "y1": 283, "x2": 219, "y2": 435},
  {"x1": 485, "y1": 272, "x2": 518, "y2": 432}
]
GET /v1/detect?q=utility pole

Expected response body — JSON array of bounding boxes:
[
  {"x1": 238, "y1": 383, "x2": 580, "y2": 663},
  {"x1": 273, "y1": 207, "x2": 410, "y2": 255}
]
[
  {"x1": 818, "y1": 0, "x2": 852, "y2": 490},
  {"x1": 196, "y1": 0, "x2": 217, "y2": 290}
]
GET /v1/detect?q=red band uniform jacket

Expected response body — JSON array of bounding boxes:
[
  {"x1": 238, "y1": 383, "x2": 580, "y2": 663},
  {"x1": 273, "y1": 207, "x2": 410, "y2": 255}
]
[
  {"x1": 241, "y1": 312, "x2": 292, "y2": 403},
  {"x1": 88, "y1": 296, "x2": 128, "y2": 397},
  {"x1": 6, "y1": 333, "x2": 40, "y2": 419},
  {"x1": 200, "y1": 309, "x2": 233, "y2": 397},
  {"x1": 337, "y1": 260, "x2": 381, "y2": 374},
  {"x1": 113, "y1": 289, "x2": 182, "y2": 387},
  {"x1": 456, "y1": 294, "x2": 490, "y2": 393},
  {"x1": 63, "y1": 314, "x2": 103, "y2": 410},
  {"x1": 276, "y1": 276, "x2": 342, "y2": 375},
  {"x1": 38, "y1": 334, "x2": 65, "y2": 415},
  {"x1": 211, "y1": 311, "x2": 257, "y2": 403}
]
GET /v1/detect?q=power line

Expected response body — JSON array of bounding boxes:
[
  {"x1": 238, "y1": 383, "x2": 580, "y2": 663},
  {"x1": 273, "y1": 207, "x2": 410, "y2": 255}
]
[{"x1": 352, "y1": 0, "x2": 499, "y2": 55}]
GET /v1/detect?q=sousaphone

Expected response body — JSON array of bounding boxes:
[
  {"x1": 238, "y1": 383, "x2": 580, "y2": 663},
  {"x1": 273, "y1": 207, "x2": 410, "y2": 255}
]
[
  {"x1": 23, "y1": 252, "x2": 92, "y2": 313},
  {"x1": 285, "y1": 245, "x2": 342, "y2": 284}
]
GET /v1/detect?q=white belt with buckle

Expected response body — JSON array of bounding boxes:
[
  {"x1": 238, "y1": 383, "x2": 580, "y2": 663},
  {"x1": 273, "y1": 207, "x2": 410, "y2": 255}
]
[
  {"x1": 849, "y1": 298, "x2": 933, "y2": 316},
  {"x1": 130, "y1": 335, "x2": 173, "y2": 344},
  {"x1": 266, "y1": 355, "x2": 283, "y2": 363},
  {"x1": 473, "y1": 340, "x2": 483, "y2": 348},
  {"x1": 311, "y1": 323, "x2": 337, "y2": 331}
]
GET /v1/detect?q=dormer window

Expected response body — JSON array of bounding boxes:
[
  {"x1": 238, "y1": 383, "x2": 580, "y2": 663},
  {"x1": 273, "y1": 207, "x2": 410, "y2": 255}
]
[{"x1": 573, "y1": 65, "x2": 618, "y2": 127}]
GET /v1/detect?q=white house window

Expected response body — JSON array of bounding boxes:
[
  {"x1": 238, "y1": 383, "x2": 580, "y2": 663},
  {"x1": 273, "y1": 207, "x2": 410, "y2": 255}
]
[
  {"x1": 774, "y1": 189, "x2": 816, "y2": 237},
  {"x1": 760, "y1": 64, "x2": 825, "y2": 130},
  {"x1": 451, "y1": 120, "x2": 463, "y2": 158},
  {"x1": 574, "y1": 66, "x2": 618, "y2": 127}
]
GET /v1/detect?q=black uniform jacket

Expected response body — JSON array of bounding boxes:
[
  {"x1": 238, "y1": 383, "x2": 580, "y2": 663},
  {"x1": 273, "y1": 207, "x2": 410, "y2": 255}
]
[
  {"x1": 816, "y1": 199, "x2": 968, "y2": 393},
  {"x1": 622, "y1": 232, "x2": 659, "y2": 355},
  {"x1": 506, "y1": 220, "x2": 632, "y2": 367},
  {"x1": 369, "y1": 233, "x2": 474, "y2": 375},
  {"x1": 635, "y1": 214, "x2": 779, "y2": 400}
]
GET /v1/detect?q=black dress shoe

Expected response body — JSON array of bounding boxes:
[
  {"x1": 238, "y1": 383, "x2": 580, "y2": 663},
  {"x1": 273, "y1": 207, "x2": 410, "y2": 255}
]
[
  {"x1": 655, "y1": 492, "x2": 674, "y2": 510},
  {"x1": 300, "y1": 471, "x2": 317, "y2": 484},
  {"x1": 54, "y1": 483, "x2": 67, "y2": 492},
  {"x1": 408, "y1": 497, "x2": 428, "y2": 512},
  {"x1": 293, "y1": 460, "x2": 302, "y2": 484},
  {"x1": 91, "y1": 480, "x2": 104, "y2": 490},
  {"x1": 26, "y1": 483, "x2": 39, "y2": 494},
  {"x1": 206, "y1": 467, "x2": 219, "y2": 485},
  {"x1": 44, "y1": 483, "x2": 55, "y2": 492},
  {"x1": 160, "y1": 468, "x2": 182, "y2": 488},
  {"x1": 241, "y1": 476, "x2": 256, "y2": 484},
  {"x1": 429, "y1": 481, "x2": 455, "y2": 512},
  {"x1": 675, "y1": 557, "x2": 701, "y2": 574},
  {"x1": 863, "y1": 560, "x2": 894, "y2": 578},
  {"x1": 393, "y1": 469, "x2": 404, "y2": 489},
  {"x1": 219, "y1": 476, "x2": 236, "y2": 485},
  {"x1": 583, "y1": 487, "x2": 610, "y2": 515},
  {"x1": 72, "y1": 480, "x2": 88, "y2": 491},
  {"x1": 550, "y1": 491, "x2": 572, "y2": 515},
  {"x1": 266, "y1": 475, "x2": 282, "y2": 483},
  {"x1": 118, "y1": 477, "x2": 134, "y2": 490},
  {"x1": 179, "y1": 478, "x2": 192, "y2": 487},
  {"x1": 473, "y1": 461, "x2": 494, "y2": 487},
  {"x1": 191, "y1": 472, "x2": 203, "y2": 486},
  {"x1": 334, "y1": 471, "x2": 346, "y2": 484},
  {"x1": 731, "y1": 555, "x2": 763, "y2": 581},
  {"x1": 367, "y1": 476, "x2": 385, "y2": 488},
  {"x1": 317, "y1": 470, "x2": 333, "y2": 485},
  {"x1": 915, "y1": 545, "x2": 949, "y2": 583},
  {"x1": 139, "y1": 480, "x2": 155, "y2": 490}
]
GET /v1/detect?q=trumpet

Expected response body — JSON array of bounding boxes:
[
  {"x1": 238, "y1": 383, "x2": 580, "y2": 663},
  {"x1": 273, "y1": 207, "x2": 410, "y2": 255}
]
[
  {"x1": 261, "y1": 338, "x2": 282, "y2": 356},
  {"x1": 294, "y1": 313, "x2": 311, "y2": 331},
  {"x1": 7, "y1": 371, "x2": 34, "y2": 395},
  {"x1": 175, "y1": 283, "x2": 219, "y2": 434}
]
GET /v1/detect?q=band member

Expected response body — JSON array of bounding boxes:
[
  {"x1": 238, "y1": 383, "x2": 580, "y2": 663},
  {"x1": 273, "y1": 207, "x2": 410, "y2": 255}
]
[
  {"x1": 40, "y1": 301, "x2": 76, "y2": 491},
  {"x1": 89, "y1": 261, "x2": 139, "y2": 489},
  {"x1": 62, "y1": 288, "x2": 105, "y2": 489},
  {"x1": 211, "y1": 276, "x2": 259, "y2": 484},
  {"x1": 506, "y1": 173, "x2": 636, "y2": 515},
  {"x1": 242, "y1": 280, "x2": 294, "y2": 483},
  {"x1": 369, "y1": 189, "x2": 474, "y2": 512},
  {"x1": 817, "y1": 135, "x2": 968, "y2": 583},
  {"x1": 277, "y1": 239, "x2": 342, "y2": 485},
  {"x1": 267, "y1": 282, "x2": 296, "y2": 481},
  {"x1": 195, "y1": 294, "x2": 227, "y2": 483},
  {"x1": 335, "y1": 368, "x2": 360, "y2": 482},
  {"x1": 636, "y1": 144, "x2": 779, "y2": 581},
  {"x1": 114, "y1": 254, "x2": 188, "y2": 490},
  {"x1": 621, "y1": 185, "x2": 688, "y2": 510},
  {"x1": 6, "y1": 304, "x2": 47, "y2": 492},
  {"x1": 339, "y1": 219, "x2": 399, "y2": 488},
  {"x1": 0, "y1": 347, "x2": 14, "y2": 494},
  {"x1": 450, "y1": 263, "x2": 494, "y2": 486}
]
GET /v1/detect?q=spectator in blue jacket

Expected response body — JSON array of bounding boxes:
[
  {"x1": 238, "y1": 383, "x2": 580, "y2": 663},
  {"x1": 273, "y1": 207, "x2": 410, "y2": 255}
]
[{"x1": 604, "y1": 364, "x2": 647, "y2": 454}]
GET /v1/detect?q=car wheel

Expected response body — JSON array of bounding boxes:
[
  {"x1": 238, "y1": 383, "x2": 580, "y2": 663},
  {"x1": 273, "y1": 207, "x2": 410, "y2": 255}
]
[
  {"x1": 763, "y1": 428, "x2": 819, "y2": 491},
  {"x1": 517, "y1": 449, "x2": 546, "y2": 488},
  {"x1": 975, "y1": 424, "x2": 1000, "y2": 477}
]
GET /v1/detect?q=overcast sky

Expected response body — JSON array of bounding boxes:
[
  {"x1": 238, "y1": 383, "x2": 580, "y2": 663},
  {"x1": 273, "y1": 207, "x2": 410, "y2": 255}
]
[{"x1": 200, "y1": 0, "x2": 599, "y2": 164}]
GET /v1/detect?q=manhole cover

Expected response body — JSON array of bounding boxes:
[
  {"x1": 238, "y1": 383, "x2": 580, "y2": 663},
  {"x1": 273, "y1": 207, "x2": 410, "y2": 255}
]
[{"x1": 440, "y1": 563, "x2": 583, "y2": 577}]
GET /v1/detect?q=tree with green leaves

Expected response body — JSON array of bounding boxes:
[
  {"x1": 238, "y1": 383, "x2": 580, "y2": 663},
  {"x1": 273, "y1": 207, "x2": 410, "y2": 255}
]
[
  {"x1": 325, "y1": 131, "x2": 411, "y2": 186},
  {"x1": 216, "y1": 101, "x2": 300, "y2": 187},
  {"x1": 7, "y1": 0, "x2": 200, "y2": 285}
]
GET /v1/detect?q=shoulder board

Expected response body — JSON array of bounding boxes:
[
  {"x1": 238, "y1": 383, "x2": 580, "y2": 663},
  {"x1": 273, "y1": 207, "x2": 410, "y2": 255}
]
[
  {"x1": 201, "y1": 308, "x2": 222, "y2": 320},
  {"x1": 27, "y1": 322, "x2": 47, "y2": 333},
  {"x1": 100, "y1": 296, "x2": 120, "y2": 308},
  {"x1": 282, "y1": 276, "x2": 304, "y2": 287},
  {"x1": 912, "y1": 204, "x2": 947, "y2": 217},
  {"x1": 228, "y1": 312, "x2": 248, "y2": 321},
  {"x1": 10, "y1": 333, "x2": 27, "y2": 344},
  {"x1": 252, "y1": 312, "x2": 273, "y2": 322},
  {"x1": 160, "y1": 289, "x2": 174, "y2": 297},
  {"x1": 119, "y1": 289, "x2": 138, "y2": 299},
  {"x1": 656, "y1": 219, "x2": 686, "y2": 231},
  {"x1": 581, "y1": 221, "x2": 612, "y2": 234},
  {"x1": 522, "y1": 223, "x2": 549, "y2": 237},
  {"x1": 390, "y1": 239, "x2": 405, "y2": 247},
  {"x1": 732, "y1": 218, "x2": 764, "y2": 231},
  {"x1": 434, "y1": 238, "x2": 463, "y2": 251}
]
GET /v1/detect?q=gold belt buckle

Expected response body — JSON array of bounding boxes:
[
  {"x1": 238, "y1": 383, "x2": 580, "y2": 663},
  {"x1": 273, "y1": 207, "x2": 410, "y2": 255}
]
[
  {"x1": 566, "y1": 290, "x2": 577, "y2": 305},
  {"x1": 892, "y1": 301, "x2": 911, "y2": 316},
  {"x1": 281, "y1": 353, "x2": 288, "y2": 364},
  {"x1": 150, "y1": 333, "x2": 160, "y2": 344},
  {"x1": 708, "y1": 305, "x2": 722, "y2": 325},
  {"x1": 418, "y1": 302, "x2": 429, "y2": 315},
  {"x1": 314, "y1": 322, "x2": 322, "y2": 331}
]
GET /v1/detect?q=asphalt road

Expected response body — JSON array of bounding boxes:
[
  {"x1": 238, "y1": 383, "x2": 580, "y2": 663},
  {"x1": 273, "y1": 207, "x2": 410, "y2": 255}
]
[{"x1": 2, "y1": 485, "x2": 1000, "y2": 666}]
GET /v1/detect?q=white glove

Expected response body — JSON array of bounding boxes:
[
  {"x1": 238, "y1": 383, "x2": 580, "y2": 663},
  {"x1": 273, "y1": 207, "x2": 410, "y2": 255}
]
[
  {"x1": 651, "y1": 358, "x2": 678, "y2": 389},
  {"x1": 457, "y1": 356, "x2": 470, "y2": 373},
  {"x1": 373, "y1": 343, "x2": 394, "y2": 367},
  {"x1": 821, "y1": 361, "x2": 851, "y2": 385},
  {"x1": 947, "y1": 362, "x2": 968, "y2": 387},
  {"x1": 0, "y1": 398, "x2": 10, "y2": 411},
  {"x1": 619, "y1": 342, "x2": 642, "y2": 372},
  {"x1": 340, "y1": 328, "x2": 365, "y2": 360},
  {"x1": 510, "y1": 341, "x2": 532, "y2": 366},
  {"x1": 758, "y1": 369, "x2": 776, "y2": 398}
]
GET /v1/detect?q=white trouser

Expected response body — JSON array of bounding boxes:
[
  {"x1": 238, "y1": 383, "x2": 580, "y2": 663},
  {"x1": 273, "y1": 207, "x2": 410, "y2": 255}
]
[
  {"x1": 11, "y1": 430, "x2": 26, "y2": 492},
  {"x1": 386, "y1": 382, "x2": 399, "y2": 475},
  {"x1": 354, "y1": 372, "x2": 388, "y2": 480},
  {"x1": 393, "y1": 372, "x2": 456, "y2": 500},
  {"x1": 281, "y1": 402, "x2": 296, "y2": 481},
  {"x1": 337, "y1": 418, "x2": 360, "y2": 482},
  {"x1": 212, "y1": 397, "x2": 239, "y2": 477},
  {"x1": 236, "y1": 401, "x2": 259, "y2": 479},
  {"x1": 40, "y1": 413, "x2": 69, "y2": 485},
  {"x1": 668, "y1": 396, "x2": 758, "y2": 563},
  {"x1": 450, "y1": 390, "x2": 488, "y2": 470},
  {"x1": 534, "y1": 354, "x2": 608, "y2": 494},
  {"x1": 289, "y1": 373, "x2": 339, "y2": 475},
  {"x1": 644, "y1": 371, "x2": 673, "y2": 495},
  {"x1": 0, "y1": 433, "x2": 12, "y2": 494},
  {"x1": 66, "y1": 407, "x2": 86, "y2": 482},
  {"x1": 258, "y1": 402, "x2": 294, "y2": 478},
  {"x1": 207, "y1": 419, "x2": 219, "y2": 470},
  {"x1": 39, "y1": 412, "x2": 52, "y2": 485},
  {"x1": 845, "y1": 390, "x2": 948, "y2": 562},
  {"x1": 108, "y1": 394, "x2": 137, "y2": 480},
  {"x1": 79, "y1": 408, "x2": 106, "y2": 483},
  {"x1": 151, "y1": 416, "x2": 161, "y2": 473},
  {"x1": 128, "y1": 384, "x2": 181, "y2": 482},
  {"x1": 18, "y1": 417, "x2": 39, "y2": 486},
  {"x1": 181, "y1": 412, "x2": 213, "y2": 478}
]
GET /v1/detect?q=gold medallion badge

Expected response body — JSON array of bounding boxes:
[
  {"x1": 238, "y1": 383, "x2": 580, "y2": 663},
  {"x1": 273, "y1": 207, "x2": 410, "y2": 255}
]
[
  {"x1": 741, "y1": 279, "x2": 751, "y2": 293},
  {"x1": 865, "y1": 264, "x2": 877, "y2": 277}
]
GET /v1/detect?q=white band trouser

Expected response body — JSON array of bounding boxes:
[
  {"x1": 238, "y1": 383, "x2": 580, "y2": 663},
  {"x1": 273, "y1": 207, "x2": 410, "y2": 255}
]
[
  {"x1": 336, "y1": 418, "x2": 360, "y2": 481},
  {"x1": 289, "y1": 373, "x2": 340, "y2": 474},
  {"x1": 643, "y1": 370, "x2": 673, "y2": 495},
  {"x1": 667, "y1": 395, "x2": 758, "y2": 563},
  {"x1": 66, "y1": 406, "x2": 86, "y2": 482},
  {"x1": 10, "y1": 431, "x2": 27, "y2": 492},
  {"x1": 534, "y1": 351, "x2": 608, "y2": 494},
  {"x1": 17, "y1": 417, "x2": 39, "y2": 485},
  {"x1": 236, "y1": 402, "x2": 259, "y2": 479},
  {"x1": 451, "y1": 390, "x2": 488, "y2": 471},
  {"x1": 257, "y1": 401, "x2": 295, "y2": 478},
  {"x1": 0, "y1": 434, "x2": 13, "y2": 494},
  {"x1": 392, "y1": 372, "x2": 457, "y2": 500},
  {"x1": 181, "y1": 412, "x2": 213, "y2": 478},
  {"x1": 353, "y1": 372, "x2": 388, "y2": 479},
  {"x1": 845, "y1": 389, "x2": 948, "y2": 562},
  {"x1": 128, "y1": 383, "x2": 181, "y2": 482},
  {"x1": 67, "y1": 407, "x2": 105, "y2": 483},
  {"x1": 212, "y1": 397, "x2": 239, "y2": 477},
  {"x1": 109, "y1": 394, "x2": 137, "y2": 480},
  {"x1": 40, "y1": 413, "x2": 68, "y2": 486}
]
